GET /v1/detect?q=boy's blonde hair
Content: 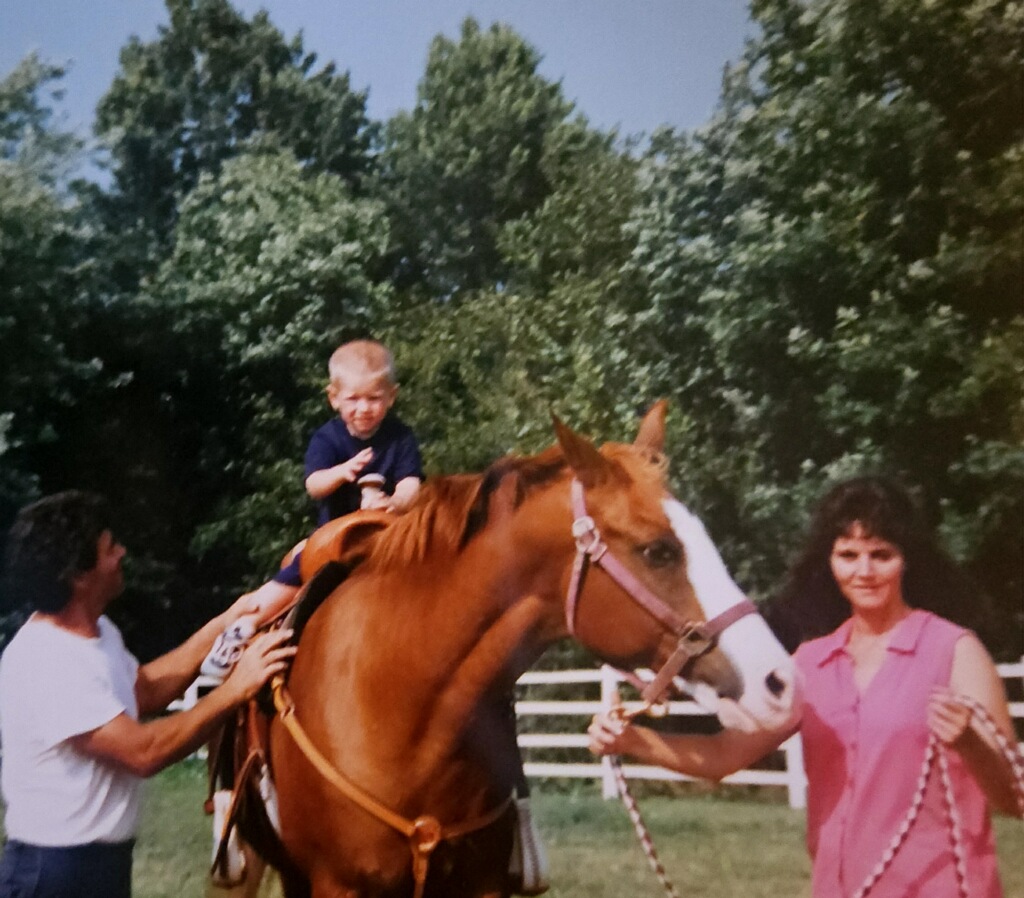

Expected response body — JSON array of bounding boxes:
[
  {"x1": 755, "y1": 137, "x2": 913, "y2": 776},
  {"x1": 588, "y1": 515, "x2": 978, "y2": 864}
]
[{"x1": 328, "y1": 339, "x2": 396, "y2": 387}]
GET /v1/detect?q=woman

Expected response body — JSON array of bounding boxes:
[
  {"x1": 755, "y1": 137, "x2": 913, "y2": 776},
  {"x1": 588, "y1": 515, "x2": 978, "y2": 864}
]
[{"x1": 589, "y1": 476, "x2": 1021, "y2": 897}]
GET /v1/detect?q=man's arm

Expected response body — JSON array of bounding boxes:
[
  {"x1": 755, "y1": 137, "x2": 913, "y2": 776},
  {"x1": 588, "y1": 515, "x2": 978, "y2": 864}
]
[
  {"x1": 134, "y1": 591, "x2": 261, "y2": 716},
  {"x1": 73, "y1": 630, "x2": 294, "y2": 778}
]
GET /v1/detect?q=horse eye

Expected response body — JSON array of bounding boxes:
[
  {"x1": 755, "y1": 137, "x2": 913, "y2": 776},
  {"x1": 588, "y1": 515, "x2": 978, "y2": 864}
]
[{"x1": 639, "y1": 538, "x2": 682, "y2": 569}]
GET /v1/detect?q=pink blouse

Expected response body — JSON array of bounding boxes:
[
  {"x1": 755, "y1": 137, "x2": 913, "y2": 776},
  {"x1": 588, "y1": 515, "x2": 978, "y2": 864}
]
[{"x1": 794, "y1": 610, "x2": 1002, "y2": 897}]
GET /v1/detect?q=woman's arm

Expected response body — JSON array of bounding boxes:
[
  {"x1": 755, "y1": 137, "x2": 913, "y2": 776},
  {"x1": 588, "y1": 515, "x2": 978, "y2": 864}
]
[
  {"x1": 588, "y1": 706, "x2": 798, "y2": 782},
  {"x1": 930, "y1": 633, "x2": 1022, "y2": 817}
]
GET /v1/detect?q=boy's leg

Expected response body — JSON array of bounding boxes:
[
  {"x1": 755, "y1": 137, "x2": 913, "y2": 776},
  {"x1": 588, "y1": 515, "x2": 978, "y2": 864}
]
[
  {"x1": 505, "y1": 692, "x2": 549, "y2": 896},
  {"x1": 201, "y1": 579, "x2": 300, "y2": 681}
]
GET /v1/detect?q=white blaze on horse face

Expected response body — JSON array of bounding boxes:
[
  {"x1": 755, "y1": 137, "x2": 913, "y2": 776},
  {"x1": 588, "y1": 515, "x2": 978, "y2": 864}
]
[{"x1": 663, "y1": 499, "x2": 801, "y2": 732}]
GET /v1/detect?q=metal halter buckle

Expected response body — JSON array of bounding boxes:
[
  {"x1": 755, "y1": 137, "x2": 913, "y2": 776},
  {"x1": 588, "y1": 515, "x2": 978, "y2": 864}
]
[
  {"x1": 572, "y1": 515, "x2": 602, "y2": 554},
  {"x1": 678, "y1": 623, "x2": 713, "y2": 659}
]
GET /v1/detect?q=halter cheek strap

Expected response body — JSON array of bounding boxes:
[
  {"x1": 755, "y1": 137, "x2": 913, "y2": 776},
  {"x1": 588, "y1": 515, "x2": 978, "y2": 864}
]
[{"x1": 565, "y1": 479, "x2": 757, "y2": 706}]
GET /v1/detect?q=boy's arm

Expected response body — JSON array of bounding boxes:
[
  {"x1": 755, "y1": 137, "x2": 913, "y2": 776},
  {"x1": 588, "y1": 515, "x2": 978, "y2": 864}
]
[
  {"x1": 305, "y1": 447, "x2": 374, "y2": 500},
  {"x1": 389, "y1": 476, "x2": 422, "y2": 512}
]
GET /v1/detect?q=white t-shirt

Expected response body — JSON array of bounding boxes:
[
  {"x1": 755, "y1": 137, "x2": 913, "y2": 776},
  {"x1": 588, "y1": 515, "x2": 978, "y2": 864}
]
[{"x1": 0, "y1": 615, "x2": 143, "y2": 845}]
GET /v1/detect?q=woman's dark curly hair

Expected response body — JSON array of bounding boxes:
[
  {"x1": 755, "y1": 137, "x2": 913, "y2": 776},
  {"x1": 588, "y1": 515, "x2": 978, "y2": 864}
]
[
  {"x1": 766, "y1": 476, "x2": 978, "y2": 651},
  {"x1": 3, "y1": 491, "x2": 113, "y2": 614}
]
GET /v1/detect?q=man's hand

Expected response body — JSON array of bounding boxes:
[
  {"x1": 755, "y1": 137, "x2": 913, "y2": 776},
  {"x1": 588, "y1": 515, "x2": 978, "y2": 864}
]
[{"x1": 224, "y1": 629, "x2": 296, "y2": 703}]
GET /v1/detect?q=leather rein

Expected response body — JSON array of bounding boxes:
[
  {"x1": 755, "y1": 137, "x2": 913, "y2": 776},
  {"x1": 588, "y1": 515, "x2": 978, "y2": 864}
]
[
  {"x1": 565, "y1": 479, "x2": 757, "y2": 710},
  {"x1": 270, "y1": 676, "x2": 511, "y2": 898}
]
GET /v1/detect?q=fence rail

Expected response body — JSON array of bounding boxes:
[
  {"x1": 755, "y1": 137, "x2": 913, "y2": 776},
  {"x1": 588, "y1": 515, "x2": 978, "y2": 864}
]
[
  {"x1": 173, "y1": 659, "x2": 1024, "y2": 811},
  {"x1": 516, "y1": 660, "x2": 1024, "y2": 809}
]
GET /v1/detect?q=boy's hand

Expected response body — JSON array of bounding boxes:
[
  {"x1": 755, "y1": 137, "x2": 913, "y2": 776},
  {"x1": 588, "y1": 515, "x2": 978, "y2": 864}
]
[{"x1": 339, "y1": 448, "x2": 374, "y2": 482}]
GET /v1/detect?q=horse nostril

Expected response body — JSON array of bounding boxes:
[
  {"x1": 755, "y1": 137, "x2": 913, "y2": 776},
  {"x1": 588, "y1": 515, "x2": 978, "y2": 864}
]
[{"x1": 765, "y1": 670, "x2": 787, "y2": 698}]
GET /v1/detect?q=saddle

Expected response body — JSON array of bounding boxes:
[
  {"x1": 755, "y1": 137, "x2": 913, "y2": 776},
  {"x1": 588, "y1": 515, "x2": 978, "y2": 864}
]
[{"x1": 206, "y1": 511, "x2": 393, "y2": 885}]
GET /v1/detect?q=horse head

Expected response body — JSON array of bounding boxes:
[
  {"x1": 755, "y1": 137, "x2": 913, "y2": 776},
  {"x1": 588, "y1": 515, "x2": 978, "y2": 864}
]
[{"x1": 553, "y1": 402, "x2": 800, "y2": 733}]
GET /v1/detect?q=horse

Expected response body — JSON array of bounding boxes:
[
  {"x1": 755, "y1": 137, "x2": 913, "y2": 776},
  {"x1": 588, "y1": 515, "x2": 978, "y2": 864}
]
[{"x1": 253, "y1": 403, "x2": 800, "y2": 898}]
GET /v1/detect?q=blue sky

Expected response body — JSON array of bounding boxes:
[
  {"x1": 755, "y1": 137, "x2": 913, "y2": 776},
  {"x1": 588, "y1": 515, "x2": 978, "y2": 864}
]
[{"x1": 2, "y1": 1, "x2": 752, "y2": 144}]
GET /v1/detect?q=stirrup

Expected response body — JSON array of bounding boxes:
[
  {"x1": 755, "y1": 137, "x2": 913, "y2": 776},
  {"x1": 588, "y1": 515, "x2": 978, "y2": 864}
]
[
  {"x1": 210, "y1": 789, "x2": 247, "y2": 887},
  {"x1": 508, "y1": 796, "x2": 549, "y2": 896}
]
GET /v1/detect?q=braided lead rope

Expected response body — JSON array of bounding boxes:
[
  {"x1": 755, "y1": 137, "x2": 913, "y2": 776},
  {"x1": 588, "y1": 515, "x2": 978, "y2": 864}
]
[
  {"x1": 852, "y1": 693, "x2": 1024, "y2": 898},
  {"x1": 850, "y1": 736, "x2": 938, "y2": 898},
  {"x1": 937, "y1": 747, "x2": 970, "y2": 897},
  {"x1": 609, "y1": 755, "x2": 681, "y2": 898}
]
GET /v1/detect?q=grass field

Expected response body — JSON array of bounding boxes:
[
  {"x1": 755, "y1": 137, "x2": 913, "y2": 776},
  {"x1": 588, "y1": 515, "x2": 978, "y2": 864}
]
[{"x1": 127, "y1": 762, "x2": 1023, "y2": 898}]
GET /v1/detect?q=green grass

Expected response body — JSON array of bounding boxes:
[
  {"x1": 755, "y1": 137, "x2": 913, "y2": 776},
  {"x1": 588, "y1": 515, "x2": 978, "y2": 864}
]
[
  {"x1": 15, "y1": 761, "x2": 1024, "y2": 897},
  {"x1": 145, "y1": 763, "x2": 1024, "y2": 898}
]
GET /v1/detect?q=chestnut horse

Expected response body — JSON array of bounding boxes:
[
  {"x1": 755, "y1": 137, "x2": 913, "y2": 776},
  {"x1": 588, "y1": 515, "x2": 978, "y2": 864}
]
[{"x1": 261, "y1": 404, "x2": 799, "y2": 898}]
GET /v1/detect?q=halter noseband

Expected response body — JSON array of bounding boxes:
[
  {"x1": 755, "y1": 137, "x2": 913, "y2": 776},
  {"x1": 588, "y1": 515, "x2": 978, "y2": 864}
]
[{"x1": 565, "y1": 479, "x2": 757, "y2": 708}]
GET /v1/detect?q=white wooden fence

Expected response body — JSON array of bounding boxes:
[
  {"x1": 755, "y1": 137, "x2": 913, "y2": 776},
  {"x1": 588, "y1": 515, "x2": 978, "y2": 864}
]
[
  {"x1": 173, "y1": 659, "x2": 1024, "y2": 811},
  {"x1": 516, "y1": 661, "x2": 1024, "y2": 809}
]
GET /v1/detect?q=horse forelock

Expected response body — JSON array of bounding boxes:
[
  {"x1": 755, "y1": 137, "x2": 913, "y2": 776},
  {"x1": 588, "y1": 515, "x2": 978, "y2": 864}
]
[{"x1": 601, "y1": 443, "x2": 669, "y2": 494}]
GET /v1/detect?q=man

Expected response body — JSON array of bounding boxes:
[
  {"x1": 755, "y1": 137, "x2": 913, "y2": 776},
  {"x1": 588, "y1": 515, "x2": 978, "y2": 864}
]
[{"x1": 0, "y1": 491, "x2": 294, "y2": 898}]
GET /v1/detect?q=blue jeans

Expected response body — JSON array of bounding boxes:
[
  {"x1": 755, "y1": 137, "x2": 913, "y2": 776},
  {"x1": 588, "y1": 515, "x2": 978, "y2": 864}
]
[{"x1": 0, "y1": 840, "x2": 133, "y2": 898}]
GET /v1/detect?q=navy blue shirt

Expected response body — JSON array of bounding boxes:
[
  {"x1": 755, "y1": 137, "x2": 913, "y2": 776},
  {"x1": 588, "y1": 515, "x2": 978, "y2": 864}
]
[{"x1": 304, "y1": 413, "x2": 423, "y2": 526}]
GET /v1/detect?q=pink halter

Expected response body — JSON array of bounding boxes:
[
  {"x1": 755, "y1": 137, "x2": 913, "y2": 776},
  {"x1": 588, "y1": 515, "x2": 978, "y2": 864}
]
[{"x1": 564, "y1": 479, "x2": 756, "y2": 707}]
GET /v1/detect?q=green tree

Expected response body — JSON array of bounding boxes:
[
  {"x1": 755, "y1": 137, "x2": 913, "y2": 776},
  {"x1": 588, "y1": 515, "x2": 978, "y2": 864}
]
[
  {"x1": 1, "y1": 54, "x2": 83, "y2": 184},
  {"x1": 95, "y1": 0, "x2": 375, "y2": 262},
  {"x1": 377, "y1": 17, "x2": 575, "y2": 296},
  {"x1": 0, "y1": 57, "x2": 92, "y2": 520},
  {"x1": 384, "y1": 119, "x2": 649, "y2": 474},
  {"x1": 144, "y1": 147, "x2": 392, "y2": 587},
  {"x1": 626, "y1": 0, "x2": 1023, "y2": 653}
]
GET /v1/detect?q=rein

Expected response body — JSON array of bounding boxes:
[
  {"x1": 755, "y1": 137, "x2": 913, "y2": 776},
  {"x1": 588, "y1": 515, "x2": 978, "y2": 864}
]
[
  {"x1": 270, "y1": 675, "x2": 512, "y2": 898},
  {"x1": 565, "y1": 477, "x2": 760, "y2": 898},
  {"x1": 852, "y1": 694, "x2": 1024, "y2": 898},
  {"x1": 565, "y1": 478, "x2": 757, "y2": 709},
  {"x1": 609, "y1": 692, "x2": 1024, "y2": 898}
]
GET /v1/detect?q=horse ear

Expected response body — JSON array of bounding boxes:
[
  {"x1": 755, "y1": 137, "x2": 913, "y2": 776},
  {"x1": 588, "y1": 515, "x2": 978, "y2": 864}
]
[
  {"x1": 552, "y1": 414, "x2": 610, "y2": 488},
  {"x1": 634, "y1": 400, "x2": 667, "y2": 453}
]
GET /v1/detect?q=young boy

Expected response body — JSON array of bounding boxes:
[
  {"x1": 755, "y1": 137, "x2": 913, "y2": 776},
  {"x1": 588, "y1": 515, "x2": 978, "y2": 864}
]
[{"x1": 201, "y1": 339, "x2": 423, "y2": 678}]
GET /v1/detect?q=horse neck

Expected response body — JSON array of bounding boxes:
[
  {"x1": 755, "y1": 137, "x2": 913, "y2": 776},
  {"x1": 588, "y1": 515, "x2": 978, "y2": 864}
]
[{"x1": 423, "y1": 516, "x2": 569, "y2": 704}]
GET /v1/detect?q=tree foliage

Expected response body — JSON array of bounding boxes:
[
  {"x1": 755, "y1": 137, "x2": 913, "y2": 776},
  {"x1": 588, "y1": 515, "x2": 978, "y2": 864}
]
[
  {"x1": 377, "y1": 18, "x2": 576, "y2": 295},
  {"x1": 625, "y1": 0, "x2": 1023, "y2": 651},
  {"x1": 0, "y1": 59, "x2": 93, "y2": 521},
  {"x1": 145, "y1": 147, "x2": 391, "y2": 581},
  {"x1": 95, "y1": 0, "x2": 374, "y2": 256},
  {"x1": 2, "y1": 0, "x2": 1021, "y2": 660}
]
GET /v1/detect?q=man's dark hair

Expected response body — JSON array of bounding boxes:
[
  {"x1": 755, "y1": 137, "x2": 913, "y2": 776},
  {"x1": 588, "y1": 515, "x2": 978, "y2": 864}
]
[{"x1": 3, "y1": 491, "x2": 113, "y2": 613}]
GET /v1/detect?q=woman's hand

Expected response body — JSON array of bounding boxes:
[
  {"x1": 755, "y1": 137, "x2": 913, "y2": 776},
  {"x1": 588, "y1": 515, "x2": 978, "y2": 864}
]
[
  {"x1": 928, "y1": 687, "x2": 973, "y2": 746},
  {"x1": 587, "y1": 709, "x2": 632, "y2": 757}
]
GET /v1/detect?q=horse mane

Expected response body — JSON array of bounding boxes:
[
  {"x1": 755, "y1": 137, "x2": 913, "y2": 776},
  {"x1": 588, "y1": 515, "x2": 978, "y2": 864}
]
[{"x1": 363, "y1": 447, "x2": 568, "y2": 570}]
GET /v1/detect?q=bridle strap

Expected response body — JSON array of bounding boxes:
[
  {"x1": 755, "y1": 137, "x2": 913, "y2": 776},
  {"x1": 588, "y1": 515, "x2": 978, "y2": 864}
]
[
  {"x1": 271, "y1": 675, "x2": 512, "y2": 898},
  {"x1": 566, "y1": 479, "x2": 757, "y2": 706},
  {"x1": 639, "y1": 598, "x2": 757, "y2": 707}
]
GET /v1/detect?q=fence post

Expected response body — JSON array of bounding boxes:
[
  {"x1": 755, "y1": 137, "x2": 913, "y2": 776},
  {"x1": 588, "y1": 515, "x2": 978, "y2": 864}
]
[
  {"x1": 783, "y1": 734, "x2": 807, "y2": 809},
  {"x1": 599, "y1": 665, "x2": 620, "y2": 799}
]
